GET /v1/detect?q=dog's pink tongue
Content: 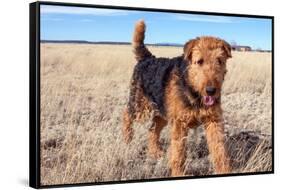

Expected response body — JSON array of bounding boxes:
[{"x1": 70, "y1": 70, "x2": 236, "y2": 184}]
[{"x1": 203, "y1": 96, "x2": 215, "y2": 106}]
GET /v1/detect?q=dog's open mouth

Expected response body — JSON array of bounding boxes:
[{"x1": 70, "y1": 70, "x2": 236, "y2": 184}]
[{"x1": 203, "y1": 96, "x2": 215, "y2": 106}]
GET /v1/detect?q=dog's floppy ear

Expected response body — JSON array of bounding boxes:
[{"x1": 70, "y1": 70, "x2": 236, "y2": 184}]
[
  {"x1": 183, "y1": 39, "x2": 197, "y2": 60},
  {"x1": 221, "y1": 40, "x2": 232, "y2": 58}
]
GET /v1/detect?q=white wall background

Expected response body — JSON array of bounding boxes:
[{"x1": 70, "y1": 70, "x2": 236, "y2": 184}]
[{"x1": 0, "y1": 0, "x2": 279, "y2": 189}]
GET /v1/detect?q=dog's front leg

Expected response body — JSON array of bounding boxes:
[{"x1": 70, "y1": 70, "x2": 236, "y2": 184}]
[
  {"x1": 204, "y1": 120, "x2": 230, "y2": 174},
  {"x1": 169, "y1": 120, "x2": 188, "y2": 176}
]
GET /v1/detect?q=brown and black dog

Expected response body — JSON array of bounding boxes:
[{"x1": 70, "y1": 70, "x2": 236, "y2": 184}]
[{"x1": 123, "y1": 20, "x2": 232, "y2": 176}]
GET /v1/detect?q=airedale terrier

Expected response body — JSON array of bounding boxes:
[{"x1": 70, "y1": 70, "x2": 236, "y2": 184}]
[{"x1": 123, "y1": 20, "x2": 232, "y2": 176}]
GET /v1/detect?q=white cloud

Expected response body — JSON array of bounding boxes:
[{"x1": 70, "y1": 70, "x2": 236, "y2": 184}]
[
  {"x1": 174, "y1": 14, "x2": 236, "y2": 23},
  {"x1": 80, "y1": 19, "x2": 95, "y2": 22},
  {"x1": 41, "y1": 5, "x2": 129, "y2": 16}
]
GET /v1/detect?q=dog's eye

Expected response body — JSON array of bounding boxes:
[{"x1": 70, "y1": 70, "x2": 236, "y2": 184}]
[
  {"x1": 217, "y1": 59, "x2": 223, "y2": 65},
  {"x1": 196, "y1": 59, "x2": 204, "y2": 65}
]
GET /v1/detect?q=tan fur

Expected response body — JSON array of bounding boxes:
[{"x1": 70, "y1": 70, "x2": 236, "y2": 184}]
[
  {"x1": 165, "y1": 37, "x2": 231, "y2": 176},
  {"x1": 148, "y1": 116, "x2": 167, "y2": 159},
  {"x1": 122, "y1": 108, "x2": 133, "y2": 144},
  {"x1": 132, "y1": 20, "x2": 152, "y2": 61},
  {"x1": 205, "y1": 120, "x2": 230, "y2": 173},
  {"x1": 132, "y1": 83, "x2": 153, "y2": 122},
  {"x1": 133, "y1": 20, "x2": 146, "y2": 50}
]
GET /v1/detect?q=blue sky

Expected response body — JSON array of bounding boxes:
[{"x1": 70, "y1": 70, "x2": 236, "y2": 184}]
[{"x1": 40, "y1": 5, "x2": 272, "y2": 50}]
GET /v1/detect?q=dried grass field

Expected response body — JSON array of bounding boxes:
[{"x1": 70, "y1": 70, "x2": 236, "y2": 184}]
[{"x1": 40, "y1": 43, "x2": 272, "y2": 185}]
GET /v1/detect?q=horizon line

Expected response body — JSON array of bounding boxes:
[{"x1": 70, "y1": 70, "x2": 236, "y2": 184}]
[{"x1": 40, "y1": 40, "x2": 272, "y2": 51}]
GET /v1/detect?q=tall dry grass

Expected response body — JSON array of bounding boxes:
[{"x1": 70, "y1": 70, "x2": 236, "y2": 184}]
[{"x1": 40, "y1": 44, "x2": 272, "y2": 185}]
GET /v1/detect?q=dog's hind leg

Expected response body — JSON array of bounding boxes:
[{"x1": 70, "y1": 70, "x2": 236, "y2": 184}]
[
  {"x1": 148, "y1": 116, "x2": 167, "y2": 159},
  {"x1": 122, "y1": 108, "x2": 134, "y2": 144}
]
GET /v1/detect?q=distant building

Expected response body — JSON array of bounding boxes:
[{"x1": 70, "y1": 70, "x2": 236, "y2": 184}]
[{"x1": 231, "y1": 45, "x2": 252, "y2": 51}]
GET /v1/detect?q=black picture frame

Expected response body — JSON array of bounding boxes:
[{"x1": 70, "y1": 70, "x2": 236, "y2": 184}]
[{"x1": 29, "y1": 1, "x2": 274, "y2": 189}]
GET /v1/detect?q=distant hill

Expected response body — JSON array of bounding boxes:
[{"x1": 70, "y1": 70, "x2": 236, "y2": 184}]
[
  {"x1": 41, "y1": 40, "x2": 184, "y2": 47},
  {"x1": 155, "y1": 42, "x2": 183, "y2": 47}
]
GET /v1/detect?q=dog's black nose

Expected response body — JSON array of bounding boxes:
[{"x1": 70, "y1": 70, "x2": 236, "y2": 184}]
[{"x1": 206, "y1": 86, "x2": 216, "y2": 96}]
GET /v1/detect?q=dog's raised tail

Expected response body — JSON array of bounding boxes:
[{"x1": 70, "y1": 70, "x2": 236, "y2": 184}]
[{"x1": 132, "y1": 20, "x2": 152, "y2": 61}]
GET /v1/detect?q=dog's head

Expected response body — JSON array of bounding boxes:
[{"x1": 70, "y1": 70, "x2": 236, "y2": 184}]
[{"x1": 183, "y1": 36, "x2": 232, "y2": 107}]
